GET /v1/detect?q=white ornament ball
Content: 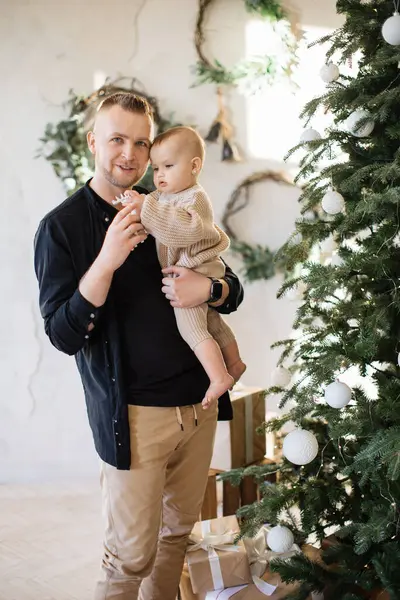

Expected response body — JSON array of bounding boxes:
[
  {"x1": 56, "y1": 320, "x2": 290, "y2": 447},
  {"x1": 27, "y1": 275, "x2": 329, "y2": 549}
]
[
  {"x1": 283, "y1": 429, "x2": 319, "y2": 465},
  {"x1": 321, "y1": 190, "x2": 345, "y2": 215},
  {"x1": 324, "y1": 381, "x2": 352, "y2": 409},
  {"x1": 320, "y1": 235, "x2": 337, "y2": 256},
  {"x1": 382, "y1": 12, "x2": 400, "y2": 46},
  {"x1": 320, "y1": 62, "x2": 339, "y2": 83},
  {"x1": 286, "y1": 280, "x2": 307, "y2": 302},
  {"x1": 346, "y1": 109, "x2": 374, "y2": 137},
  {"x1": 271, "y1": 366, "x2": 291, "y2": 388},
  {"x1": 300, "y1": 128, "x2": 321, "y2": 143},
  {"x1": 266, "y1": 526, "x2": 294, "y2": 554},
  {"x1": 330, "y1": 253, "x2": 344, "y2": 267}
]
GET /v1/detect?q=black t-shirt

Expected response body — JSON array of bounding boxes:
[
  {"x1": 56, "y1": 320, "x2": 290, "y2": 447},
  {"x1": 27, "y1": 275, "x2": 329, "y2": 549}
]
[{"x1": 90, "y1": 187, "x2": 210, "y2": 407}]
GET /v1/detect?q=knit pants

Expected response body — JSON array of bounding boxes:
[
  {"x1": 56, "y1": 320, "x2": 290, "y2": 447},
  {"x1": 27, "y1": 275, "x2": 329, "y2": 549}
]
[{"x1": 174, "y1": 302, "x2": 235, "y2": 350}]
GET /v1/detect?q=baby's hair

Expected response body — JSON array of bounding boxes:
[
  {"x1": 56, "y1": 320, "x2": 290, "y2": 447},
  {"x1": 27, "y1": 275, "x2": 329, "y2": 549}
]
[{"x1": 151, "y1": 126, "x2": 205, "y2": 161}]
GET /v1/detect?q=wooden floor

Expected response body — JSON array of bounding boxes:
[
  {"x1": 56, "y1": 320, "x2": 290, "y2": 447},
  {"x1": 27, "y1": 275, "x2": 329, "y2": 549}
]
[{"x1": 0, "y1": 481, "x2": 102, "y2": 600}]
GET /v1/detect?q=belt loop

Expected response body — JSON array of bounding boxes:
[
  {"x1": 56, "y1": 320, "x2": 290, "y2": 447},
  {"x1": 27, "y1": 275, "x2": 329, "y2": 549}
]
[
  {"x1": 176, "y1": 406, "x2": 184, "y2": 431},
  {"x1": 192, "y1": 405, "x2": 198, "y2": 427}
]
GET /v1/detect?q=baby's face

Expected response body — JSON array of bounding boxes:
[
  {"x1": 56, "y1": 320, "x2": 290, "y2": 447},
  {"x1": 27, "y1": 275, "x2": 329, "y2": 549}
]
[{"x1": 150, "y1": 138, "x2": 195, "y2": 194}]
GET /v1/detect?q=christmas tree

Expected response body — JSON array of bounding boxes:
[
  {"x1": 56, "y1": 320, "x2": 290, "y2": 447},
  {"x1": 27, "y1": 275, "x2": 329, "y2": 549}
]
[{"x1": 225, "y1": 1, "x2": 400, "y2": 598}]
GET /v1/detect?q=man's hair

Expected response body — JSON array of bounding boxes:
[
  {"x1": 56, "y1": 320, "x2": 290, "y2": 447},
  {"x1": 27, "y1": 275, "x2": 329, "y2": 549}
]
[
  {"x1": 151, "y1": 126, "x2": 205, "y2": 161},
  {"x1": 97, "y1": 92, "x2": 153, "y2": 119}
]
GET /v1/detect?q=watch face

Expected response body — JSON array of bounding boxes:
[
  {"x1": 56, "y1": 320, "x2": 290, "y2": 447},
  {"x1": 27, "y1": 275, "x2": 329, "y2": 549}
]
[{"x1": 212, "y1": 280, "x2": 223, "y2": 301}]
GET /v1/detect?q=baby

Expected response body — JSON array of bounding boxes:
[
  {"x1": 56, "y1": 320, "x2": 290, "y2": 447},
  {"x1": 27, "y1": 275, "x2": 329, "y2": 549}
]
[{"x1": 119, "y1": 126, "x2": 246, "y2": 408}]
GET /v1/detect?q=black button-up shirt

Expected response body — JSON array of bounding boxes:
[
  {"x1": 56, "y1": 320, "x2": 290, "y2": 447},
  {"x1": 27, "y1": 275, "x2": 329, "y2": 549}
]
[{"x1": 34, "y1": 182, "x2": 244, "y2": 470}]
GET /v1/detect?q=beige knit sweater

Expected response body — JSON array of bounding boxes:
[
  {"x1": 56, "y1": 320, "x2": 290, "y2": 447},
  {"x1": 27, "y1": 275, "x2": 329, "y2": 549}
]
[{"x1": 140, "y1": 184, "x2": 230, "y2": 274}]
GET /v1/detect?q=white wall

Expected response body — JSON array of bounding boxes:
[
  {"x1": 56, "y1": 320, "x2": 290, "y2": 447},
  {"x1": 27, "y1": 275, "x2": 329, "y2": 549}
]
[{"x1": 0, "y1": 0, "x2": 343, "y2": 482}]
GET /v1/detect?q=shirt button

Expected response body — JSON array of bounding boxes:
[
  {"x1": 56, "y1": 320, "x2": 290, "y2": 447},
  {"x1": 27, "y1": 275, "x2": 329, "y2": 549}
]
[
  {"x1": 105, "y1": 217, "x2": 110, "y2": 222},
  {"x1": 90, "y1": 313, "x2": 95, "y2": 319},
  {"x1": 111, "y1": 377, "x2": 116, "y2": 382},
  {"x1": 84, "y1": 335, "x2": 89, "y2": 339}
]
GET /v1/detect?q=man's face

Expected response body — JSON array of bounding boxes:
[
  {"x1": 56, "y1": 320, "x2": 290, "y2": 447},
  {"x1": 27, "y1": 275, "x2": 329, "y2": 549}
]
[{"x1": 88, "y1": 105, "x2": 153, "y2": 190}]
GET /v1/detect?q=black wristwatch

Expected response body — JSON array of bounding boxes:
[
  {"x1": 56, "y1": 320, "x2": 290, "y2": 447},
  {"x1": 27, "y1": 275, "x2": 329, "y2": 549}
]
[{"x1": 207, "y1": 277, "x2": 224, "y2": 303}]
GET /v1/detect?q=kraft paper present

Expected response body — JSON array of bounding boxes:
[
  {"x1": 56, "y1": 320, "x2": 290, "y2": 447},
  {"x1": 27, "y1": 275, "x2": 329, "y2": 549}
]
[
  {"x1": 210, "y1": 386, "x2": 266, "y2": 471},
  {"x1": 181, "y1": 545, "x2": 318, "y2": 600},
  {"x1": 243, "y1": 525, "x2": 301, "y2": 578},
  {"x1": 186, "y1": 515, "x2": 251, "y2": 594}
]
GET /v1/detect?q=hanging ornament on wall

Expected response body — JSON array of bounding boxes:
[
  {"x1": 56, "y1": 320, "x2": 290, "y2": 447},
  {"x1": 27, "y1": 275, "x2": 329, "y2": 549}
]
[
  {"x1": 266, "y1": 526, "x2": 294, "y2": 553},
  {"x1": 324, "y1": 380, "x2": 352, "y2": 408},
  {"x1": 321, "y1": 189, "x2": 345, "y2": 215},
  {"x1": 300, "y1": 128, "x2": 322, "y2": 143},
  {"x1": 319, "y1": 62, "x2": 339, "y2": 83},
  {"x1": 205, "y1": 87, "x2": 241, "y2": 161},
  {"x1": 346, "y1": 109, "x2": 375, "y2": 137},
  {"x1": 283, "y1": 429, "x2": 319, "y2": 465},
  {"x1": 271, "y1": 366, "x2": 291, "y2": 388},
  {"x1": 382, "y1": 3, "x2": 400, "y2": 46}
]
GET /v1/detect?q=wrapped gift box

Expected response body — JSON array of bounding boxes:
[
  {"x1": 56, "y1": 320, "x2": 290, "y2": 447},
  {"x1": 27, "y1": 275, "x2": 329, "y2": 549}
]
[
  {"x1": 210, "y1": 386, "x2": 266, "y2": 471},
  {"x1": 180, "y1": 545, "x2": 318, "y2": 600},
  {"x1": 186, "y1": 515, "x2": 251, "y2": 594}
]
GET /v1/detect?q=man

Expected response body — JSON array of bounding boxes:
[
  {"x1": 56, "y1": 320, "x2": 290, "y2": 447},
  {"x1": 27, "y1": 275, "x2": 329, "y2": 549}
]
[{"x1": 34, "y1": 92, "x2": 243, "y2": 600}]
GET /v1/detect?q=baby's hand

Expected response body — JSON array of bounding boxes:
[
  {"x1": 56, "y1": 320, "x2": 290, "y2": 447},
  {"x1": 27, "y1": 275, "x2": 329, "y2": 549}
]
[{"x1": 113, "y1": 190, "x2": 145, "y2": 216}]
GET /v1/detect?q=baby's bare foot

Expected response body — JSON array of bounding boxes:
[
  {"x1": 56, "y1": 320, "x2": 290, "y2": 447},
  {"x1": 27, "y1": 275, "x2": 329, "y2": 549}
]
[
  {"x1": 227, "y1": 360, "x2": 247, "y2": 386},
  {"x1": 202, "y1": 374, "x2": 234, "y2": 410}
]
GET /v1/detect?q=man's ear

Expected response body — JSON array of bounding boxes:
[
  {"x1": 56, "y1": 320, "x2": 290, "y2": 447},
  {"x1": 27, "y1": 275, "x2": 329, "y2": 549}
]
[
  {"x1": 87, "y1": 131, "x2": 96, "y2": 155},
  {"x1": 191, "y1": 157, "x2": 202, "y2": 174}
]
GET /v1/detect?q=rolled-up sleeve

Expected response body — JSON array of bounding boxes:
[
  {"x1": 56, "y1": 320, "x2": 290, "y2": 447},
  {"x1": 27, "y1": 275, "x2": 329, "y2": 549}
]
[{"x1": 34, "y1": 217, "x2": 103, "y2": 355}]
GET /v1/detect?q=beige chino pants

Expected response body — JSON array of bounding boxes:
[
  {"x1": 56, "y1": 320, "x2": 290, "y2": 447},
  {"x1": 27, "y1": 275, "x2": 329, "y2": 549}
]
[{"x1": 94, "y1": 401, "x2": 218, "y2": 600}]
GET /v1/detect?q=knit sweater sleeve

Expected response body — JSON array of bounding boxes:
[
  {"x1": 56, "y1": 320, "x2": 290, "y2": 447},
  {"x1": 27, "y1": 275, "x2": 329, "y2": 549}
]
[{"x1": 141, "y1": 188, "x2": 211, "y2": 248}]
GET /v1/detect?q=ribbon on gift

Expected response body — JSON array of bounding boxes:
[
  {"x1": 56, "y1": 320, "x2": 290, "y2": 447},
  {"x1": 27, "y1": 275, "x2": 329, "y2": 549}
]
[
  {"x1": 187, "y1": 520, "x2": 241, "y2": 591},
  {"x1": 204, "y1": 575, "x2": 278, "y2": 599}
]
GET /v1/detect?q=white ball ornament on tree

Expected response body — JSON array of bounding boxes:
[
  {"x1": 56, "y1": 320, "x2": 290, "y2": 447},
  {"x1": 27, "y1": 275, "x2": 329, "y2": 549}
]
[
  {"x1": 382, "y1": 11, "x2": 400, "y2": 45},
  {"x1": 271, "y1": 366, "x2": 291, "y2": 388},
  {"x1": 320, "y1": 62, "x2": 339, "y2": 83},
  {"x1": 321, "y1": 190, "x2": 345, "y2": 215},
  {"x1": 283, "y1": 429, "x2": 319, "y2": 465},
  {"x1": 330, "y1": 252, "x2": 344, "y2": 267},
  {"x1": 320, "y1": 235, "x2": 338, "y2": 258},
  {"x1": 324, "y1": 381, "x2": 352, "y2": 409},
  {"x1": 286, "y1": 280, "x2": 307, "y2": 302},
  {"x1": 300, "y1": 128, "x2": 321, "y2": 143},
  {"x1": 346, "y1": 109, "x2": 374, "y2": 137},
  {"x1": 266, "y1": 526, "x2": 294, "y2": 554}
]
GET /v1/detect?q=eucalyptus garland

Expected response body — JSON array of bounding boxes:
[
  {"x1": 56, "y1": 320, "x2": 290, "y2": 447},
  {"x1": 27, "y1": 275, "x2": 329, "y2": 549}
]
[
  {"x1": 37, "y1": 77, "x2": 181, "y2": 195},
  {"x1": 222, "y1": 171, "x2": 297, "y2": 282}
]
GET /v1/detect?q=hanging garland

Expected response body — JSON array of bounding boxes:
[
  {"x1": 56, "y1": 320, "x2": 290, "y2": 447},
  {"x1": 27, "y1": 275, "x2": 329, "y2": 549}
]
[
  {"x1": 222, "y1": 170, "x2": 297, "y2": 281},
  {"x1": 193, "y1": 0, "x2": 299, "y2": 161},
  {"x1": 37, "y1": 77, "x2": 182, "y2": 195}
]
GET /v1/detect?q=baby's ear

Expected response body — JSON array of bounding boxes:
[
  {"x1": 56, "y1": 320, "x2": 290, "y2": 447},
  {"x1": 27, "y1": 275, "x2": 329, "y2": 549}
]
[{"x1": 192, "y1": 156, "x2": 202, "y2": 173}]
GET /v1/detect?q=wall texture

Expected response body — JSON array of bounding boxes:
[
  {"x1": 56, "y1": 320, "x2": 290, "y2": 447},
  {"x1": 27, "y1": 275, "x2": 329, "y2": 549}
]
[{"x1": 0, "y1": 0, "x2": 343, "y2": 481}]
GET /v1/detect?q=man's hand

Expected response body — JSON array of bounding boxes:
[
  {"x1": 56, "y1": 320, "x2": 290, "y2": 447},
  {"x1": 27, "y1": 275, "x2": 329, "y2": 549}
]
[
  {"x1": 161, "y1": 266, "x2": 213, "y2": 308},
  {"x1": 98, "y1": 203, "x2": 147, "y2": 273}
]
